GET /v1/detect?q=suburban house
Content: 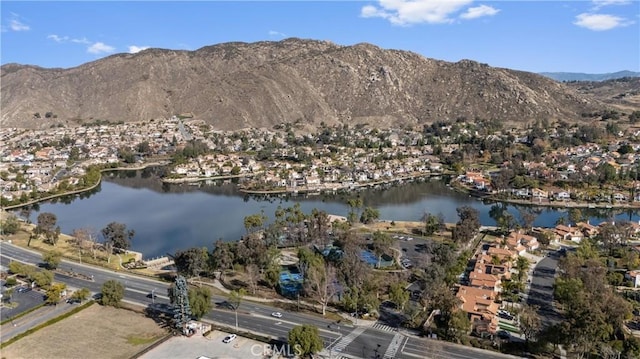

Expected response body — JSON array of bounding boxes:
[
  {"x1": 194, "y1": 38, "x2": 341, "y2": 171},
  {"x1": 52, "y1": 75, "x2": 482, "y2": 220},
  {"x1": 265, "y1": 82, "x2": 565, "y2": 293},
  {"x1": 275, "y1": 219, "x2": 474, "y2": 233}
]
[
  {"x1": 506, "y1": 231, "x2": 539, "y2": 254},
  {"x1": 475, "y1": 254, "x2": 512, "y2": 280},
  {"x1": 555, "y1": 224, "x2": 584, "y2": 243},
  {"x1": 469, "y1": 271, "x2": 502, "y2": 292},
  {"x1": 575, "y1": 222, "x2": 600, "y2": 238},
  {"x1": 554, "y1": 191, "x2": 571, "y2": 201},
  {"x1": 625, "y1": 270, "x2": 640, "y2": 288},
  {"x1": 487, "y1": 246, "x2": 517, "y2": 262},
  {"x1": 456, "y1": 286, "x2": 499, "y2": 334}
]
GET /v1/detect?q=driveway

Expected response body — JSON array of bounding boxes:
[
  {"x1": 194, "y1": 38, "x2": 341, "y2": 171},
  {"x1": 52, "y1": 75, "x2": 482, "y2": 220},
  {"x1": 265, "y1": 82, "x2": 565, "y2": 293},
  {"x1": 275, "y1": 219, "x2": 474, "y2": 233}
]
[{"x1": 526, "y1": 251, "x2": 562, "y2": 326}]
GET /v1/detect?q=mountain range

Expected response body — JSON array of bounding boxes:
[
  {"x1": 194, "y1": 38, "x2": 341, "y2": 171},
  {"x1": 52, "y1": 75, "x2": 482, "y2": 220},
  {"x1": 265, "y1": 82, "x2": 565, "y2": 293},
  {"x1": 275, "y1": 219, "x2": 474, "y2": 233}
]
[
  {"x1": 539, "y1": 71, "x2": 640, "y2": 82},
  {"x1": 0, "y1": 38, "x2": 631, "y2": 130}
]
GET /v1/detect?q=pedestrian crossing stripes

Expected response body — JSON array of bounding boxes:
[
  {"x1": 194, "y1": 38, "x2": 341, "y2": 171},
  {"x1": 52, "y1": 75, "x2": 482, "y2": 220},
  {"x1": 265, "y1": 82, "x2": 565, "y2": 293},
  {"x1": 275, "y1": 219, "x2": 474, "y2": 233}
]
[
  {"x1": 382, "y1": 333, "x2": 403, "y2": 359},
  {"x1": 372, "y1": 322, "x2": 398, "y2": 332},
  {"x1": 330, "y1": 327, "x2": 367, "y2": 353}
]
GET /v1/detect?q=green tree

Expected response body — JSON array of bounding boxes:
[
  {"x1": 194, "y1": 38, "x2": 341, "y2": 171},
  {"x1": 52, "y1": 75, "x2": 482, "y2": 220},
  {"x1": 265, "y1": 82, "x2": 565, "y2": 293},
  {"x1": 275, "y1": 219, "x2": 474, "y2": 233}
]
[
  {"x1": 42, "y1": 250, "x2": 62, "y2": 270},
  {"x1": 346, "y1": 198, "x2": 363, "y2": 225},
  {"x1": 515, "y1": 256, "x2": 530, "y2": 282},
  {"x1": 371, "y1": 231, "x2": 393, "y2": 268},
  {"x1": 389, "y1": 282, "x2": 410, "y2": 311},
  {"x1": 288, "y1": 324, "x2": 323, "y2": 359},
  {"x1": 188, "y1": 286, "x2": 212, "y2": 320},
  {"x1": 447, "y1": 310, "x2": 471, "y2": 342},
  {"x1": 34, "y1": 212, "x2": 60, "y2": 245},
  {"x1": 360, "y1": 206, "x2": 380, "y2": 224},
  {"x1": 174, "y1": 247, "x2": 208, "y2": 278},
  {"x1": 519, "y1": 304, "x2": 542, "y2": 347},
  {"x1": 1, "y1": 214, "x2": 21, "y2": 235},
  {"x1": 71, "y1": 288, "x2": 91, "y2": 303},
  {"x1": 100, "y1": 279, "x2": 124, "y2": 307},
  {"x1": 101, "y1": 222, "x2": 135, "y2": 251},
  {"x1": 568, "y1": 208, "x2": 584, "y2": 225},
  {"x1": 32, "y1": 270, "x2": 54, "y2": 288},
  {"x1": 45, "y1": 282, "x2": 66, "y2": 305}
]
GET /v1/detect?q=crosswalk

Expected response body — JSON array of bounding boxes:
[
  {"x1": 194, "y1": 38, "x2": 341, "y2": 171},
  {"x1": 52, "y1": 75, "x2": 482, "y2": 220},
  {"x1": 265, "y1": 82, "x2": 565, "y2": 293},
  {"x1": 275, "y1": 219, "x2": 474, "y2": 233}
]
[
  {"x1": 382, "y1": 333, "x2": 403, "y2": 359},
  {"x1": 372, "y1": 322, "x2": 398, "y2": 332},
  {"x1": 330, "y1": 327, "x2": 367, "y2": 353}
]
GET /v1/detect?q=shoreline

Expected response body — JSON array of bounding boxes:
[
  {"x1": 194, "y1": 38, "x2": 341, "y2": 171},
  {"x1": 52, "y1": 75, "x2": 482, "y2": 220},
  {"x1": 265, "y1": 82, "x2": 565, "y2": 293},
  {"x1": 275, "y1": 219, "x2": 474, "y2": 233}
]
[
  {"x1": 2, "y1": 161, "x2": 169, "y2": 210},
  {"x1": 5, "y1": 161, "x2": 640, "y2": 212}
]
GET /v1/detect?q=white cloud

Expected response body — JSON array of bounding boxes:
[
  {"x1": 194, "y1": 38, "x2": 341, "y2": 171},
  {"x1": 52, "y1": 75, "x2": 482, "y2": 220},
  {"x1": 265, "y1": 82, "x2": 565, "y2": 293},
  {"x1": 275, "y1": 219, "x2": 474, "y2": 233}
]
[
  {"x1": 592, "y1": 0, "x2": 631, "y2": 10},
  {"x1": 47, "y1": 34, "x2": 69, "y2": 43},
  {"x1": 87, "y1": 42, "x2": 115, "y2": 54},
  {"x1": 10, "y1": 19, "x2": 30, "y2": 31},
  {"x1": 48, "y1": 35, "x2": 91, "y2": 44},
  {"x1": 459, "y1": 4, "x2": 499, "y2": 19},
  {"x1": 128, "y1": 45, "x2": 150, "y2": 53},
  {"x1": 71, "y1": 37, "x2": 90, "y2": 44},
  {"x1": 360, "y1": 0, "x2": 477, "y2": 26},
  {"x1": 268, "y1": 30, "x2": 287, "y2": 37},
  {"x1": 574, "y1": 13, "x2": 633, "y2": 31}
]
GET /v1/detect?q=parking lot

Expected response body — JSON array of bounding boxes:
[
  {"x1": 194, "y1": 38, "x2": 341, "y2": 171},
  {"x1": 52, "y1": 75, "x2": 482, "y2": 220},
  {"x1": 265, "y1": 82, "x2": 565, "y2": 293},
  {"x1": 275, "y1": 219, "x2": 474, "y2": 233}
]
[
  {"x1": 0, "y1": 286, "x2": 44, "y2": 322},
  {"x1": 140, "y1": 330, "x2": 276, "y2": 359},
  {"x1": 394, "y1": 235, "x2": 435, "y2": 268}
]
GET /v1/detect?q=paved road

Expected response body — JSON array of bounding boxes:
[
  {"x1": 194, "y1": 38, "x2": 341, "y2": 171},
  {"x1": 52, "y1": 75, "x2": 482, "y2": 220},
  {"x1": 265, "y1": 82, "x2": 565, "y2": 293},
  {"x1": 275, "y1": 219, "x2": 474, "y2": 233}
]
[
  {"x1": 526, "y1": 250, "x2": 562, "y2": 327},
  {"x1": 1, "y1": 241, "x2": 522, "y2": 358}
]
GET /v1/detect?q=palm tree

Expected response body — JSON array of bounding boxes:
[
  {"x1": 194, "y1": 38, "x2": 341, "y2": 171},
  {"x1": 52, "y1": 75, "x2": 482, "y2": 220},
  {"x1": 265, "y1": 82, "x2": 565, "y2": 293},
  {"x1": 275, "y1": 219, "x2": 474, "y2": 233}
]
[{"x1": 515, "y1": 256, "x2": 530, "y2": 282}]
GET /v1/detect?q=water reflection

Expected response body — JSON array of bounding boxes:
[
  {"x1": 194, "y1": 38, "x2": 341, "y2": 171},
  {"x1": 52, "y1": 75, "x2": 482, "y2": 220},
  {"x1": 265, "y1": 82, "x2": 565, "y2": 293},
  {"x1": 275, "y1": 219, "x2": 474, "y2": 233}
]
[{"x1": 16, "y1": 168, "x2": 640, "y2": 258}]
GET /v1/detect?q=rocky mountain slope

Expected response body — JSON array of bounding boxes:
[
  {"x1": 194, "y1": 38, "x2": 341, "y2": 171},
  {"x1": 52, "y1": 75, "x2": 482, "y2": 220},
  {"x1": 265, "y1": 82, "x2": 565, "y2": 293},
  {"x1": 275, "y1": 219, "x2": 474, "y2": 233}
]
[
  {"x1": 564, "y1": 77, "x2": 640, "y2": 113},
  {"x1": 1, "y1": 38, "x2": 610, "y2": 130}
]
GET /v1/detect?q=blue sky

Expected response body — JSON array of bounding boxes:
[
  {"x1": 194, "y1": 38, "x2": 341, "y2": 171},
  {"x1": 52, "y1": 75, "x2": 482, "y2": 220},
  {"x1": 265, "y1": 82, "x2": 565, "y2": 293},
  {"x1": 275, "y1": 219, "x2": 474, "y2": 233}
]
[{"x1": 1, "y1": 1, "x2": 639, "y2": 73}]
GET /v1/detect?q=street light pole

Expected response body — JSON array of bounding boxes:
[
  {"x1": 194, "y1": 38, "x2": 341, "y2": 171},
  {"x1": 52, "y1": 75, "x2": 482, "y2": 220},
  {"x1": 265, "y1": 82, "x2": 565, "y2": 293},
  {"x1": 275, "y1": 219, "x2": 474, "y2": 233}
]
[{"x1": 235, "y1": 310, "x2": 238, "y2": 329}]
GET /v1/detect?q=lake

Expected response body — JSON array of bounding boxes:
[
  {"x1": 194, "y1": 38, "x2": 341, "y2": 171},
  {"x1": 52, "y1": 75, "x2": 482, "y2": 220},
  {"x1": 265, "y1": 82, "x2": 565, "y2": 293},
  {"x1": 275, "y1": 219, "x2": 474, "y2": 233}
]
[{"x1": 14, "y1": 167, "x2": 640, "y2": 258}]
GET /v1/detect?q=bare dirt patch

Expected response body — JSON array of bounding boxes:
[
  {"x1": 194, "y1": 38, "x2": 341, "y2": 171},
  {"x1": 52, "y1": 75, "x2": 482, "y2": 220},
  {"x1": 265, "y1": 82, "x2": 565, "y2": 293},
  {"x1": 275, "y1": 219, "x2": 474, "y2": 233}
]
[{"x1": 2, "y1": 304, "x2": 168, "y2": 359}]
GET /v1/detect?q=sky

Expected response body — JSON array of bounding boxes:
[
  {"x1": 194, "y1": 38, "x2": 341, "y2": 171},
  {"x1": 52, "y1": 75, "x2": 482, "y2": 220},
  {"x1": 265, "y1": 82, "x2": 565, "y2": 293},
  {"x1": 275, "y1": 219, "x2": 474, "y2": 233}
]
[{"x1": 1, "y1": 1, "x2": 639, "y2": 74}]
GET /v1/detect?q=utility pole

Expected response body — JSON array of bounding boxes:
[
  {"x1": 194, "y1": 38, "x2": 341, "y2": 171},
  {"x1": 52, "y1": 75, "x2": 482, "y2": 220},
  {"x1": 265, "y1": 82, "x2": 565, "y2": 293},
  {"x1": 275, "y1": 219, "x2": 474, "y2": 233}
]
[{"x1": 152, "y1": 288, "x2": 155, "y2": 304}]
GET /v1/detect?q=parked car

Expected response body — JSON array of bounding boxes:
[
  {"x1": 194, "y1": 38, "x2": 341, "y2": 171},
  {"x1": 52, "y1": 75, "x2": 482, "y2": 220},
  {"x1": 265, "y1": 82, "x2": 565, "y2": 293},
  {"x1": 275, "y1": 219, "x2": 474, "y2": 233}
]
[
  {"x1": 497, "y1": 330, "x2": 510, "y2": 339},
  {"x1": 222, "y1": 334, "x2": 237, "y2": 343},
  {"x1": 271, "y1": 312, "x2": 283, "y2": 318}
]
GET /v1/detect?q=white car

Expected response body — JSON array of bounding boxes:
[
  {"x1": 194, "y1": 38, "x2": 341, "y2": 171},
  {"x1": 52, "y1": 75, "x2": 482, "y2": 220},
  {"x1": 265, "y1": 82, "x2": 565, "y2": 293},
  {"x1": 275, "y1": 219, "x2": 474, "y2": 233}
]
[
  {"x1": 222, "y1": 334, "x2": 237, "y2": 343},
  {"x1": 271, "y1": 312, "x2": 283, "y2": 318}
]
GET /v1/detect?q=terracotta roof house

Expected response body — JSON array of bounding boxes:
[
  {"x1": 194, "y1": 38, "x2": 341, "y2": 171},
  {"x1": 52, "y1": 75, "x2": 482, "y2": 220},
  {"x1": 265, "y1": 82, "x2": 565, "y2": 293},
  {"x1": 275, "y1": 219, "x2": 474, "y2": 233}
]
[
  {"x1": 506, "y1": 231, "x2": 539, "y2": 253},
  {"x1": 475, "y1": 255, "x2": 511, "y2": 280},
  {"x1": 456, "y1": 286, "x2": 499, "y2": 334},
  {"x1": 487, "y1": 246, "x2": 517, "y2": 261},
  {"x1": 469, "y1": 271, "x2": 502, "y2": 292},
  {"x1": 575, "y1": 222, "x2": 599, "y2": 238},
  {"x1": 555, "y1": 224, "x2": 584, "y2": 243}
]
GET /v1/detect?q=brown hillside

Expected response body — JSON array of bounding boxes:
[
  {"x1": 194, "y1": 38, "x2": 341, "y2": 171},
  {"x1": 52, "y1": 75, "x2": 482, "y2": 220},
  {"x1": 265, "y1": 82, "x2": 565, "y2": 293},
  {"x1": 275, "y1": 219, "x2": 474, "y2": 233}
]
[{"x1": 1, "y1": 38, "x2": 608, "y2": 130}]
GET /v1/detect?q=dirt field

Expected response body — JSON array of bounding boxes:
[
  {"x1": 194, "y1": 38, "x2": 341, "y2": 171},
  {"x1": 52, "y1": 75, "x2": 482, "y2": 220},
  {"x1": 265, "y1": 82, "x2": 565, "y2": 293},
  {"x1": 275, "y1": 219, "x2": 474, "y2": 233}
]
[{"x1": 2, "y1": 304, "x2": 168, "y2": 359}]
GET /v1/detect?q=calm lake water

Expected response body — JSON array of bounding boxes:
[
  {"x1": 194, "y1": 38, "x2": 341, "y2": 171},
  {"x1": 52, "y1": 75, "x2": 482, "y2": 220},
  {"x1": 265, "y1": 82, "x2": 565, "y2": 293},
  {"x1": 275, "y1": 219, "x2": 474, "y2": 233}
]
[{"x1": 15, "y1": 167, "x2": 640, "y2": 258}]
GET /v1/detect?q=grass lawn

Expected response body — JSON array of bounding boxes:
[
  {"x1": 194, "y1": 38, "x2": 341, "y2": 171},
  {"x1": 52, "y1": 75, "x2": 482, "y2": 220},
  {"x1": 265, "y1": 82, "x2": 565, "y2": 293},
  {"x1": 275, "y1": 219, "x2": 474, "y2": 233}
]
[{"x1": 1, "y1": 304, "x2": 168, "y2": 359}]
